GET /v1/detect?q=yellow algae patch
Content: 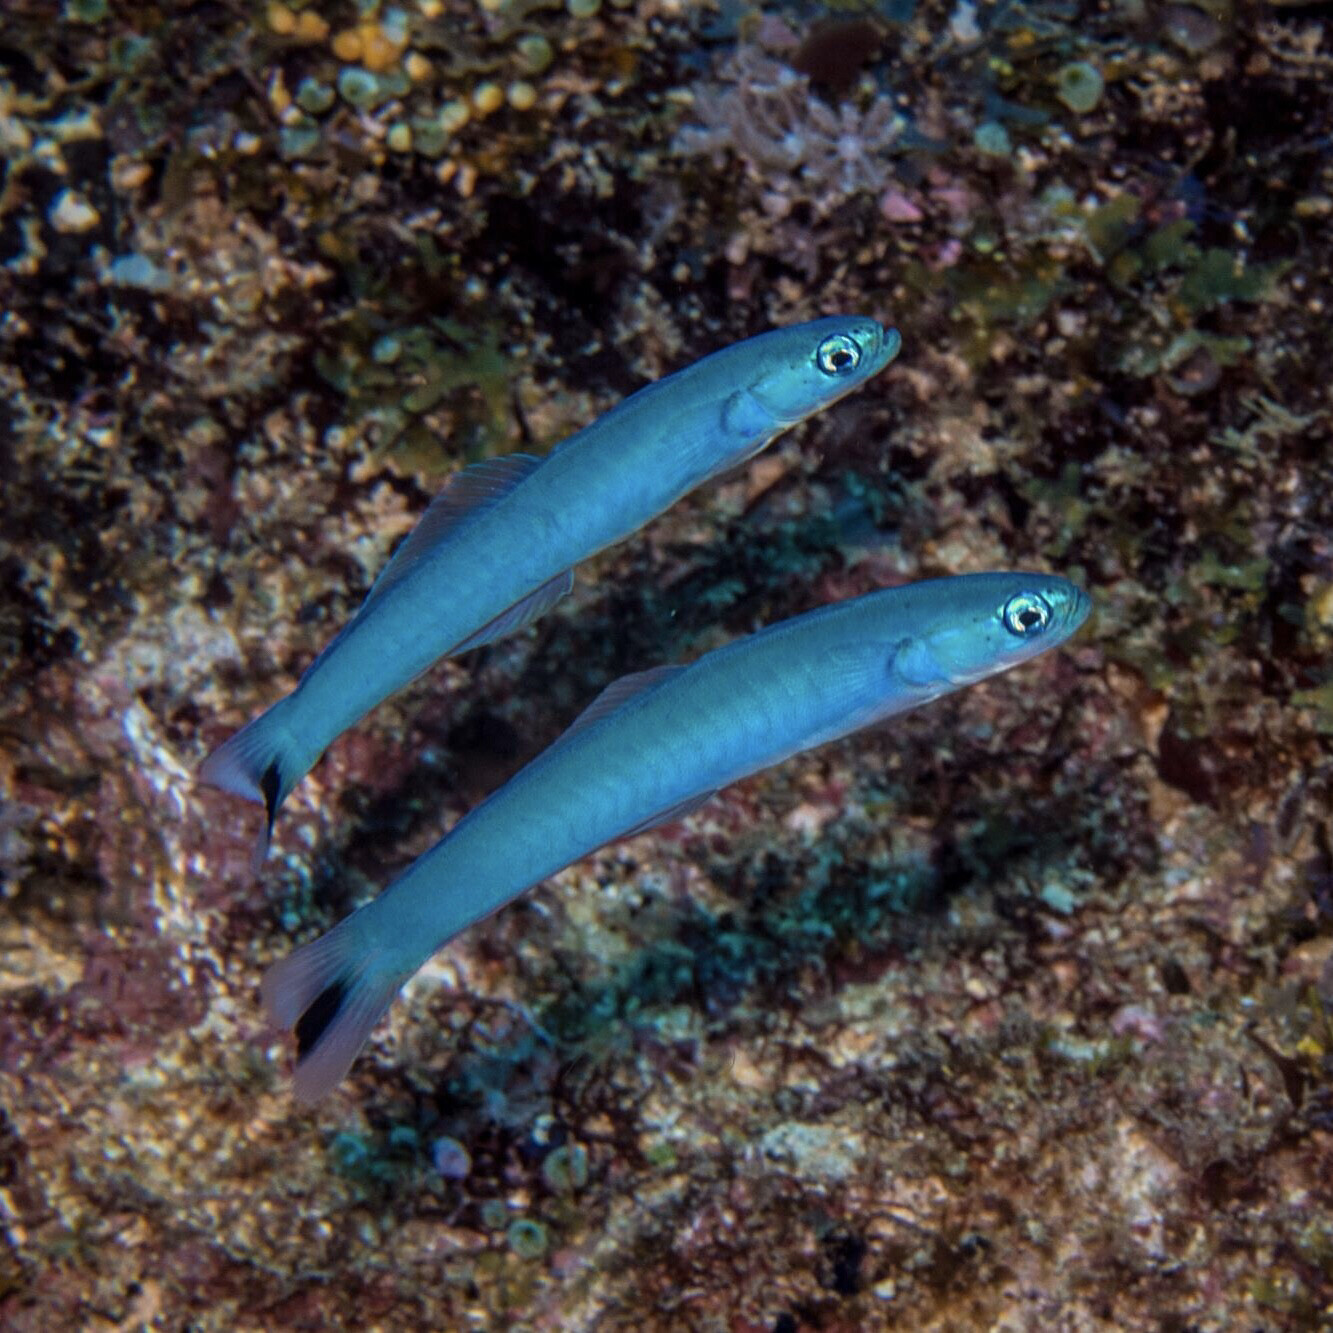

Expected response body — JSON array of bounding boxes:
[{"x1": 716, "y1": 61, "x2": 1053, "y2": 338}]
[
  {"x1": 1309, "y1": 581, "x2": 1333, "y2": 633},
  {"x1": 362, "y1": 24, "x2": 408, "y2": 72},
  {"x1": 332, "y1": 23, "x2": 406, "y2": 72},
  {"x1": 269, "y1": 4, "x2": 328, "y2": 41},
  {"x1": 472, "y1": 82, "x2": 504, "y2": 115},
  {"x1": 506, "y1": 80, "x2": 537, "y2": 111},
  {"x1": 267, "y1": 3, "x2": 297, "y2": 35},
  {"x1": 267, "y1": 69, "x2": 291, "y2": 115},
  {"x1": 439, "y1": 100, "x2": 470, "y2": 132},
  {"x1": 331, "y1": 27, "x2": 362, "y2": 61},
  {"x1": 294, "y1": 10, "x2": 329, "y2": 42}
]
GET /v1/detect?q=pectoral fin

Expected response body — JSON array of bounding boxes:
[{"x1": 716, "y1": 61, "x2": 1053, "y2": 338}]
[
  {"x1": 889, "y1": 636, "x2": 949, "y2": 689},
  {"x1": 686, "y1": 387, "x2": 781, "y2": 482},
  {"x1": 720, "y1": 385, "x2": 778, "y2": 441}
]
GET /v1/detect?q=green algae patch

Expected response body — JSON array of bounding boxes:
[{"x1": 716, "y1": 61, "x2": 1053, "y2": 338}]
[
  {"x1": 1176, "y1": 248, "x2": 1292, "y2": 313},
  {"x1": 1083, "y1": 193, "x2": 1141, "y2": 263},
  {"x1": 1291, "y1": 680, "x2": 1333, "y2": 734},
  {"x1": 947, "y1": 257, "x2": 1065, "y2": 354},
  {"x1": 317, "y1": 313, "x2": 519, "y2": 473}
]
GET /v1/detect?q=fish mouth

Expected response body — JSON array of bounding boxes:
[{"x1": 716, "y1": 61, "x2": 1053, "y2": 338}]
[
  {"x1": 870, "y1": 323, "x2": 903, "y2": 373},
  {"x1": 1053, "y1": 582, "x2": 1094, "y2": 634}
]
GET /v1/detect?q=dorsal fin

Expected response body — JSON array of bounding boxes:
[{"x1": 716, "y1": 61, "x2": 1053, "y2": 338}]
[
  {"x1": 365, "y1": 453, "x2": 544, "y2": 604},
  {"x1": 564, "y1": 664, "x2": 685, "y2": 737},
  {"x1": 450, "y1": 567, "x2": 574, "y2": 654},
  {"x1": 558, "y1": 663, "x2": 711, "y2": 840}
]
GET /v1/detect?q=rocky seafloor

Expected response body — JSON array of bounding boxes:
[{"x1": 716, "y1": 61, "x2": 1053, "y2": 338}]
[{"x1": 2, "y1": 0, "x2": 1332, "y2": 1328}]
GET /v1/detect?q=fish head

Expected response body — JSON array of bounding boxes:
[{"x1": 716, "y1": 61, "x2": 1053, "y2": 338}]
[
  {"x1": 891, "y1": 572, "x2": 1092, "y2": 691},
  {"x1": 744, "y1": 315, "x2": 901, "y2": 426}
]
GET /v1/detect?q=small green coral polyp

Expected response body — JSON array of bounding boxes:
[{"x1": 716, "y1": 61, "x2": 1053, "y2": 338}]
[
  {"x1": 296, "y1": 78, "x2": 336, "y2": 115},
  {"x1": 507, "y1": 1218, "x2": 549, "y2": 1259},
  {"x1": 372, "y1": 334, "x2": 402, "y2": 365},
  {"x1": 279, "y1": 120, "x2": 323, "y2": 159},
  {"x1": 338, "y1": 68, "x2": 382, "y2": 109},
  {"x1": 973, "y1": 121, "x2": 1011, "y2": 156},
  {"x1": 516, "y1": 33, "x2": 554, "y2": 75},
  {"x1": 1056, "y1": 62, "x2": 1105, "y2": 114},
  {"x1": 64, "y1": 0, "x2": 108, "y2": 21},
  {"x1": 541, "y1": 1143, "x2": 589, "y2": 1192},
  {"x1": 410, "y1": 116, "x2": 449, "y2": 157}
]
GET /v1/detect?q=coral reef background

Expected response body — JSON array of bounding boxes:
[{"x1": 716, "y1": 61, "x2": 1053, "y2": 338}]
[{"x1": 2, "y1": 0, "x2": 1332, "y2": 1327}]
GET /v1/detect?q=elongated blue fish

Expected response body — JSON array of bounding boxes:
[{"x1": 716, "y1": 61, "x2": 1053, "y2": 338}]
[
  {"x1": 263, "y1": 571, "x2": 1091, "y2": 1101},
  {"x1": 202, "y1": 317, "x2": 900, "y2": 862}
]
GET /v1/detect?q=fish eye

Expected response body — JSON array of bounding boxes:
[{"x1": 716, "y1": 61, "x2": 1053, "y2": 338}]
[
  {"x1": 1002, "y1": 592, "x2": 1051, "y2": 637},
  {"x1": 815, "y1": 332, "x2": 863, "y2": 377}
]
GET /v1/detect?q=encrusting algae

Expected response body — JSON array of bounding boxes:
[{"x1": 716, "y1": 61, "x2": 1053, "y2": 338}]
[{"x1": 1, "y1": 0, "x2": 1332, "y2": 1328}]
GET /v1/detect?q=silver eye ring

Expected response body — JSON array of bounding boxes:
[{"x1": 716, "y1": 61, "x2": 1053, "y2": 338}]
[
  {"x1": 815, "y1": 332, "x2": 863, "y2": 376},
  {"x1": 1002, "y1": 593, "x2": 1051, "y2": 637}
]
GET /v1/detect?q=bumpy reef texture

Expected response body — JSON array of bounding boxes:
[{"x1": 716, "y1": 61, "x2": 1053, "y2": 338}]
[{"x1": 2, "y1": 0, "x2": 1332, "y2": 1328}]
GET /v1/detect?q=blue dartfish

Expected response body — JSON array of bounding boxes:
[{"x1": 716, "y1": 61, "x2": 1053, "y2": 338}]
[
  {"x1": 263, "y1": 571, "x2": 1091, "y2": 1101},
  {"x1": 201, "y1": 317, "x2": 900, "y2": 861}
]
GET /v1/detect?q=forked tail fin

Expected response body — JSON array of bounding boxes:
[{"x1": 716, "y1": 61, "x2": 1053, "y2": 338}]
[
  {"x1": 261, "y1": 910, "x2": 408, "y2": 1103},
  {"x1": 199, "y1": 697, "x2": 309, "y2": 870}
]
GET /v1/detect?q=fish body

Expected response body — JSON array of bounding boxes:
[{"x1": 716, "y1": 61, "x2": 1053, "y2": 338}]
[
  {"x1": 263, "y1": 571, "x2": 1091, "y2": 1101},
  {"x1": 201, "y1": 317, "x2": 900, "y2": 857}
]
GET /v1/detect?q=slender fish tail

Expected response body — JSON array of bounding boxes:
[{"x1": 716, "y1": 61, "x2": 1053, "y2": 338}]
[
  {"x1": 261, "y1": 903, "x2": 417, "y2": 1103},
  {"x1": 198, "y1": 695, "x2": 315, "y2": 870}
]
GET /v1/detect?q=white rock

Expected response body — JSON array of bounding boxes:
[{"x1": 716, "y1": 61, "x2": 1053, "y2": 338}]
[{"x1": 49, "y1": 188, "x2": 100, "y2": 233}]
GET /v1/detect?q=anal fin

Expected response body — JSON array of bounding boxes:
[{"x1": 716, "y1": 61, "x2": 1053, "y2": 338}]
[
  {"x1": 619, "y1": 790, "x2": 717, "y2": 840},
  {"x1": 451, "y1": 567, "x2": 574, "y2": 654}
]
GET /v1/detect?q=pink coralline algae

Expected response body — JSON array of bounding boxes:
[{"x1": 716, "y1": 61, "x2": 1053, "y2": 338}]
[
  {"x1": 675, "y1": 46, "x2": 909, "y2": 216},
  {"x1": 879, "y1": 188, "x2": 925, "y2": 223}
]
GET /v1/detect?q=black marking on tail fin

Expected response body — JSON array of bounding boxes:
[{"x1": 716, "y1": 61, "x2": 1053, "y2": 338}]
[
  {"x1": 296, "y1": 979, "x2": 347, "y2": 1058},
  {"x1": 260, "y1": 761, "x2": 282, "y2": 843}
]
